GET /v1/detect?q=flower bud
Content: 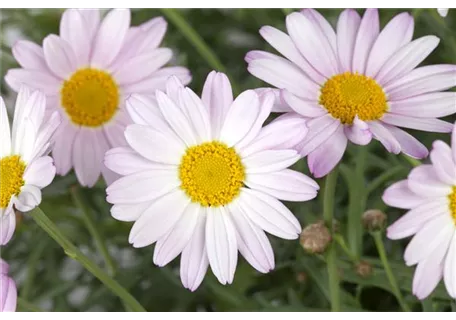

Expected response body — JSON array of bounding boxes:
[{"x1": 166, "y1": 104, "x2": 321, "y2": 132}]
[
  {"x1": 296, "y1": 272, "x2": 307, "y2": 284},
  {"x1": 355, "y1": 260, "x2": 373, "y2": 278},
  {"x1": 362, "y1": 209, "x2": 387, "y2": 232},
  {"x1": 300, "y1": 222, "x2": 331, "y2": 254}
]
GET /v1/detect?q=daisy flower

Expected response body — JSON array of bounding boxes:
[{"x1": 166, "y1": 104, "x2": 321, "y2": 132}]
[
  {"x1": 438, "y1": 8, "x2": 449, "y2": 17},
  {"x1": 5, "y1": 9, "x2": 191, "y2": 187},
  {"x1": 246, "y1": 9, "x2": 456, "y2": 178},
  {"x1": 0, "y1": 259, "x2": 17, "y2": 312},
  {"x1": 1, "y1": 87, "x2": 60, "y2": 245},
  {"x1": 105, "y1": 72, "x2": 319, "y2": 291},
  {"x1": 383, "y1": 123, "x2": 456, "y2": 300}
]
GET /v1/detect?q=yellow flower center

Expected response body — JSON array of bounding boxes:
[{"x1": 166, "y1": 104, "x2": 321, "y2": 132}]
[
  {"x1": 319, "y1": 72, "x2": 388, "y2": 124},
  {"x1": 449, "y1": 186, "x2": 456, "y2": 223},
  {"x1": 0, "y1": 155, "x2": 26, "y2": 208},
  {"x1": 179, "y1": 141, "x2": 245, "y2": 207},
  {"x1": 61, "y1": 68, "x2": 119, "y2": 127}
]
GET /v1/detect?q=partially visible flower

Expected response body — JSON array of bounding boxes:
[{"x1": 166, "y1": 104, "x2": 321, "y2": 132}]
[
  {"x1": 0, "y1": 259, "x2": 17, "y2": 312},
  {"x1": 1, "y1": 87, "x2": 60, "y2": 245},
  {"x1": 438, "y1": 8, "x2": 449, "y2": 17},
  {"x1": 105, "y1": 72, "x2": 319, "y2": 291},
  {"x1": 247, "y1": 9, "x2": 456, "y2": 178},
  {"x1": 5, "y1": 9, "x2": 191, "y2": 187},
  {"x1": 383, "y1": 123, "x2": 456, "y2": 300}
]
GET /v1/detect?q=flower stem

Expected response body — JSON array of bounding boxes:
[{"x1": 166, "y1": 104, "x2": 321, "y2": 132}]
[
  {"x1": 17, "y1": 297, "x2": 43, "y2": 312},
  {"x1": 30, "y1": 207, "x2": 146, "y2": 312},
  {"x1": 372, "y1": 232, "x2": 411, "y2": 312},
  {"x1": 334, "y1": 234, "x2": 358, "y2": 263},
  {"x1": 71, "y1": 186, "x2": 116, "y2": 276},
  {"x1": 402, "y1": 154, "x2": 422, "y2": 167},
  {"x1": 323, "y1": 167, "x2": 340, "y2": 312}
]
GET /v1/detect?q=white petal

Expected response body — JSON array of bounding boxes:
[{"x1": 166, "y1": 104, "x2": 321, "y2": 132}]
[
  {"x1": 453, "y1": 124, "x2": 456, "y2": 163},
  {"x1": 381, "y1": 114, "x2": 453, "y2": 133},
  {"x1": 352, "y1": 9, "x2": 379, "y2": 74},
  {"x1": 243, "y1": 149, "x2": 299, "y2": 174},
  {"x1": 104, "y1": 146, "x2": 170, "y2": 175},
  {"x1": 281, "y1": 89, "x2": 327, "y2": 118},
  {"x1": 344, "y1": 116, "x2": 372, "y2": 146},
  {"x1": 125, "y1": 94, "x2": 168, "y2": 129},
  {"x1": 382, "y1": 180, "x2": 426, "y2": 210},
  {"x1": 368, "y1": 121, "x2": 401, "y2": 154},
  {"x1": 206, "y1": 206, "x2": 238, "y2": 284},
  {"x1": 110, "y1": 201, "x2": 151, "y2": 222},
  {"x1": 408, "y1": 165, "x2": 453, "y2": 197},
  {"x1": 5, "y1": 69, "x2": 60, "y2": 95},
  {"x1": 412, "y1": 245, "x2": 445, "y2": 300},
  {"x1": 15, "y1": 185, "x2": 42, "y2": 212},
  {"x1": 178, "y1": 87, "x2": 212, "y2": 143},
  {"x1": 23, "y1": 156, "x2": 56, "y2": 188},
  {"x1": 0, "y1": 212, "x2": 16, "y2": 246},
  {"x1": 52, "y1": 121, "x2": 78, "y2": 176},
  {"x1": 337, "y1": 9, "x2": 361, "y2": 72},
  {"x1": 444, "y1": 231, "x2": 456, "y2": 298},
  {"x1": 12, "y1": 40, "x2": 47, "y2": 71},
  {"x1": 389, "y1": 92, "x2": 456, "y2": 118},
  {"x1": 0, "y1": 97, "x2": 11, "y2": 157},
  {"x1": 430, "y1": 140, "x2": 456, "y2": 185},
  {"x1": 299, "y1": 114, "x2": 341, "y2": 156},
  {"x1": 382, "y1": 124, "x2": 429, "y2": 159},
  {"x1": 60, "y1": 9, "x2": 91, "y2": 66},
  {"x1": 43, "y1": 35, "x2": 77, "y2": 79}
]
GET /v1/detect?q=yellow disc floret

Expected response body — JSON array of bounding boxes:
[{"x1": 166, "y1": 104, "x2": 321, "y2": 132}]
[
  {"x1": 449, "y1": 186, "x2": 456, "y2": 224},
  {"x1": 319, "y1": 72, "x2": 388, "y2": 124},
  {"x1": 0, "y1": 155, "x2": 26, "y2": 208},
  {"x1": 179, "y1": 141, "x2": 245, "y2": 207},
  {"x1": 61, "y1": 68, "x2": 119, "y2": 127}
]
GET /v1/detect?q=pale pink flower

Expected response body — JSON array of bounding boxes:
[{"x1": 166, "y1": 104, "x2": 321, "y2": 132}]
[
  {"x1": 438, "y1": 8, "x2": 449, "y2": 17},
  {"x1": 383, "y1": 123, "x2": 456, "y2": 300},
  {"x1": 105, "y1": 72, "x2": 319, "y2": 291},
  {"x1": 5, "y1": 9, "x2": 191, "y2": 187},
  {"x1": 247, "y1": 9, "x2": 456, "y2": 178},
  {"x1": 0, "y1": 259, "x2": 17, "y2": 312}
]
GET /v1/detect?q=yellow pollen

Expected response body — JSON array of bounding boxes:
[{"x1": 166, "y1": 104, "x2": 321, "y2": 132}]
[
  {"x1": 319, "y1": 72, "x2": 388, "y2": 124},
  {"x1": 0, "y1": 155, "x2": 26, "y2": 208},
  {"x1": 449, "y1": 186, "x2": 456, "y2": 224},
  {"x1": 61, "y1": 68, "x2": 119, "y2": 127},
  {"x1": 179, "y1": 141, "x2": 245, "y2": 207}
]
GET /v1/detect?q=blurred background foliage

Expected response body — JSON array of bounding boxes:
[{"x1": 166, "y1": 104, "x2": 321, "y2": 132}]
[{"x1": 0, "y1": 8, "x2": 455, "y2": 312}]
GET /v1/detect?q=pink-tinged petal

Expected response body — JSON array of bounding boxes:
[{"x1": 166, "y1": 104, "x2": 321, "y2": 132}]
[
  {"x1": 254, "y1": 88, "x2": 291, "y2": 112},
  {"x1": 352, "y1": 9, "x2": 379, "y2": 74},
  {"x1": 43, "y1": 35, "x2": 77, "y2": 79},
  {"x1": 243, "y1": 150, "x2": 299, "y2": 174},
  {"x1": 389, "y1": 92, "x2": 456, "y2": 118},
  {"x1": 52, "y1": 120, "x2": 78, "y2": 176},
  {"x1": 408, "y1": 164, "x2": 452, "y2": 197},
  {"x1": 11, "y1": 87, "x2": 31, "y2": 154},
  {"x1": 375, "y1": 36, "x2": 440, "y2": 86},
  {"x1": 106, "y1": 169, "x2": 178, "y2": 204},
  {"x1": 0, "y1": 213, "x2": 16, "y2": 246},
  {"x1": 5, "y1": 69, "x2": 60, "y2": 95},
  {"x1": 247, "y1": 58, "x2": 319, "y2": 100},
  {"x1": 366, "y1": 12, "x2": 414, "y2": 77},
  {"x1": 137, "y1": 16, "x2": 167, "y2": 51},
  {"x1": 299, "y1": 114, "x2": 341, "y2": 156},
  {"x1": 286, "y1": 12, "x2": 338, "y2": 78},
  {"x1": 60, "y1": 9, "x2": 91, "y2": 66},
  {"x1": 129, "y1": 190, "x2": 189, "y2": 248},
  {"x1": 29, "y1": 111, "x2": 61, "y2": 162},
  {"x1": 229, "y1": 201, "x2": 274, "y2": 273},
  {"x1": 368, "y1": 121, "x2": 401, "y2": 154},
  {"x1": 23, "y1": 156, "x2": 55, "y2": 188},
  {"x1": 180, "y1": 211, "x2": 208, "y2": 291},
  {"x1": 101, "y1": 165, "x2": 120, "y2": 186},
  {"x1": 0, "y1": 98, "x2": 11, "y2": 157},
  {"x1": 155, "y1": 90, "x2": 198, "y2": 146},
  {"x1": 412, "y1": 246, "x2": 445, "y2": 300},
  {"x1": 124, "y1": 124, "x2": 185, "y2": 165},
  {"x1": 258, "y1": 26, "x2": 325, "y2": 84},
  {"x1": 239, "y1": 188, "x2": 301, "y2": 240},
  {"x1": 165, "y1": 74, "x2": 184, "y2": 104},
  {"x1": 78, "y1": 9, "x2": 100, "y2": 40},
  {"x1": 344, "y1": 116, "x2": 372, "y2": 145},
  {"x1": 123, "y1": 66, "x2": 191, "y2": 94},
  {"x1": 385, "y1": 65, "x2": 456, "y2": 100},
  {"x1": 404, "y1": 212, "x2": 453, "y2": 266},
  {"x1": 72, "y1": 129, "x2": 105, "y2": 187},
  {"x1": 281, "y1": 89, "x2": 326, "y2": 118},
  {"x1": 104, "y1": 146, "x2": 169, "y2": 176},
  {"x1": 15, "y1": 185, "x2": 41, "y2": 212},
  {"x1": 206, "y1": 206, "x2": 238, "y2": 285},
  {"x1": 153, "y1": 203, "x2": 200, "y2": 267},
  {"x1": 444, "y1": 232, "x2": 456, "y2": 298},
  {"x1": 382, "y1": 124, "x2": 429, "y2": 159},
  {"x1": 430, "y1": 140, "x2": 456, "y2": 185},
  {"x1": 125, "y1": 94, "x2": 167, "y2": 129},
  {"x1": 12, "y1": 40, "x2": 47, "y2": 71},
  {"x1": 103, "y1": 123, "x2": 128, "y2": 148},
  {"x1": 90, "y1": 9, "x2": 130, "y2": 69},
  {"x1": 381, "y1": 114, "x2": 453, "y2": 133},
  {"x1": 219, "y1": 90, "x2": 260, "y2": 147},
  {"x1": 245, "y1": 50, "x2": 282, "y2": 63},
  {"x1": 336, "y1": 9, "x2": 361, "y2": 72},
  {"x1": 201, "y1": 71, "x2": 233, "y2": 138},
  {"x1": 113, "y1": 48, "x2": 173, "y2": 85},
  {"x1": 382, "y1": 180, "x2": 426, "y2": 209},
  {"x1": 0, "y1": 274, "x2": 17, "y2": 312},
  {"x1": 246, "y1": 169, "x2": 319, "y2": 202},
  {"x1": 308, "y1": 125, "x2": 347, "y2": 178},
  {"x1": 452, "y1": 124, "x2": 456, "y2": 163},
  {"x1": 240, "y1": 113, "x2": 308, "y2": 157},
  {"x1": 111, "y1": 201, "x2": 151, "y2": 222},
  {"x1": 386, "y1": 198, "x2": 448, "y2": 239},
  {"x1": 178, "y1": 87, "x2": 212, "y2": 143}
]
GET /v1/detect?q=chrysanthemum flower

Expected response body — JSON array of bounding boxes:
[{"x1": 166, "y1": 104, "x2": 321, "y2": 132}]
[
  {"x1": 383, "y1": 123, "x2": 456, "y2": 300},
  {"x1": 1, "y1": 87, "x2": 59, "y2": 245},
  {"x1": 5, "y1": 9, "x2": 191, "y2": 187},
  {"x1": 247, "y1": 9, "x2": 456, "y2": 178},
  {"x1": 0, "y1": 259, "x2": 16, "y2": 312},
  {"x1": 438, "y1": 8, "x2": 449, "y2": 17},
  {"x1": 105, "y1": 72, "x2": 319, "y2": 290}
]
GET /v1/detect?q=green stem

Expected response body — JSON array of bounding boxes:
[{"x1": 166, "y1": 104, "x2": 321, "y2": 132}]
[
  {"x1": 71, "y1": 187, "x2": 116, "y2": 276},
  {"x1": 366, "y1": 166, "x2": 403, "y2": 195},
  {"x1": 21, "y1": 239, "x2": 47, "y2": 299},
  {"x1": 402, "y1": 154, "x2": 422, "y2": 167},
  {"x1": 323, "y1": 167, "x2": 340, "y2": 312},
  {"x1": 159, "y1": 9, "x2": 239, "y2": 94},
  {"x1": 372, "y1": 232, "x2": 411, "y2": 312},
  {"x1": 30, "y1": 207, "x2": 146, "y2": 312},
  {"x1": 421, "y1": 298, "x2": 433, "y2": 312},
  {"x1": 17, "y1": 297, "x2": 43, "y2": 312},
  {"x1": 281, "y1": 8, "x2": 293, "y2": 15},
  {"x1": 334, "y1": 234, "x2": 358, "y2": 263}
]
